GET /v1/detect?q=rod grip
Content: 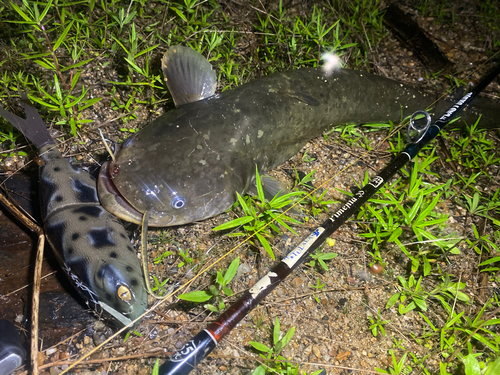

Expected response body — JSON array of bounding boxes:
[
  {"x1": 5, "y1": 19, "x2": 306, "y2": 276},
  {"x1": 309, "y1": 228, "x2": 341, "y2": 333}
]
[{"x1": 158, "y1": 330, "x2": 217, "y2": 375}]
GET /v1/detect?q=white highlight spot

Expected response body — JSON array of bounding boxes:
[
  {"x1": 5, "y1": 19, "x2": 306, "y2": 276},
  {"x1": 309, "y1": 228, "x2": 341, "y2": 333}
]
[{"x1": 321, "y1": 52, "x2": 342, "y2": 77}]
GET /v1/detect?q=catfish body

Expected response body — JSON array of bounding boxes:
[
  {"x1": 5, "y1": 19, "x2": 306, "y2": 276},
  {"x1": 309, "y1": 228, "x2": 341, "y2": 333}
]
[
  {"x1": 99, "y1": 46, "x2": 498, "y2": 227},
  {"x1": 0, "y1": 99, "x2": 147, "y2": 326}
]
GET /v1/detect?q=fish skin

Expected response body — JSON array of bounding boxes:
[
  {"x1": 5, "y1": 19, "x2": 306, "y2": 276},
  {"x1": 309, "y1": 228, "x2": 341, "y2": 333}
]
[
  {"x1": 99, "y1": 50, "x2": 498, "y2": 227},
  {"x1": 0, "y1": 99, "x2": 147, "y2": 326}
]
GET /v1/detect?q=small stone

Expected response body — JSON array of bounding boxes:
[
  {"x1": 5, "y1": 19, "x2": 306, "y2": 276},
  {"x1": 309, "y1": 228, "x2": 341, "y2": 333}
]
[
  {"x1": 336, "y1": 351, "x2": 351, "y2": 361},
  {"x1": 312, "y1": 345, "x2": 321, "y2": 359},
  {"x1": 37, "y1": 351, "x2": 46, "y2": 366},
  {"x1": 84, "y1": 336, "x2": 91, "y2": 345},
  {"x1": 290, "y1": 277, "x2": 303, "y2": 289},
  {"x1": 59, "y1": 351, "x2": 69, "y2": 360},
  {"x1": 219, "y1": 366, "x2": 227, "y2": 371}
]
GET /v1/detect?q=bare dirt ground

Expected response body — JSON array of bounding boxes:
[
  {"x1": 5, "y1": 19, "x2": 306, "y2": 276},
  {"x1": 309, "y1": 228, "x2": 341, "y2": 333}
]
[{"x1": 1, "y1": 0, "x2": 499, "y2": 374}]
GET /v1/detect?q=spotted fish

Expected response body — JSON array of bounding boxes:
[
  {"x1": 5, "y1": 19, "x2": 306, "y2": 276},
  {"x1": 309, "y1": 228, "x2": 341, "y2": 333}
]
[
  {"x1": 98, "y1": 45, "x2": 498, "y2": 227},
  {"x1": 0, "y1": 97, "x2": 147, "y2": 326}
]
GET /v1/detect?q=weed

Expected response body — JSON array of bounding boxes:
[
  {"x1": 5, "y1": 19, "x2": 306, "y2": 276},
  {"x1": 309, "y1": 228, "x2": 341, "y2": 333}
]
[
  {"x1": 368, "y1": 309, "x2": 389, "y2": 337},
  {"x1": 214, "y1": 168, "x2": 304, "y2": 260},
  {"x1": 249, "y1": 317, "x2": 327, "y2": 375},
  {"x1": 307, "y1": 247, "x2": 338, "y2": 271},
  {"x1": 178, "y1": 257, "x2": 239, "y2": 313}
]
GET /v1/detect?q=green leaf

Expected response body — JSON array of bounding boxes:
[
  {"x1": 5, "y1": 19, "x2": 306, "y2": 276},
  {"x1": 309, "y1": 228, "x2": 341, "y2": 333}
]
[
  {"x1": 319, "y1": 252, "x2": 338, "y2": 260},
  {"x1": 124, "y1": 57, "x2": 144, "y2": 75},
  {"x1": 61, "y1": 58, "x2": 94, "y2": 72},
  {"x1": 445, "y1": 311, "x2": 464, "y2": 328},
  {"x1": 256, "y1": 232, "x2": 274, "y2": 260},
  {"x1": 53, "y1": 20, "x2": 74, "y2": 51},
  {"x1": 273, "y1": 317, "x2": 280, "y2": 346},
  {"x1": 178, "y1": 290, "x2": 212, "y2": 302},
  {"x1": 255, "y1": 166, "x2": 265, "y2": 204},
  {"x1": 135, "y1": 44, "x2": 160, "y2": 58},
  {"x1": 205, "y1": 304, "x2": 218, "y2": 312},
  {"x1": 11, "y1": 2, "x2": 34, "y2": 23},
  {"x1": 216, "y1": 271, "x2": 224, "y2": 286},
  {"x1": 386, "y1": 293, "x2": 401, "y2": 309},
  {"x1": 399, "y1": 301, "x2": 416, "y2": 314},
  {"x1": 223, "y1": 257, "x2": 240, "y2": 285},
  {"x1": 413, "y1": 297, "x2": 427, "y2": 311},
  {"x1": 479, "y1": 256, "x2": 500, "y2": 266},
  {"x1": 388, "y1": 226, "x2": 402, "y2": 242},
  {"x1": 251, "y1": 365, "x2": 266, "y2": 375},
  {"x1": 423, "y1": 256, "x2": 431, "y2": 276},
  {"x1": 213, "y1": 216, "x2": 254, "y2": 231},
  {"x1": 209, "y1": 284, "x2": 219, "y2": 296},
  {"x1": 280, "y1": 326, "x2": 295, "y2": 349},
  {"x1": 151, "y1": 359, "x2": 160, "y2": 375},
  {"x1": 484, "y1": 357, "x2": 500, "y2": 375},
  {"x1": 170, "y1": 6, "x2": 188, "y2": 22},
  {"x1": 408, "y1": 191, "x2": 424, "y2": 221},
  {"x1": 249, "y1": 341, "x2": 271, "y2": 353},
  {"x1": 463, "y1": 354, "x2": 481, "y2": 375},
  {"x1": 33, "y1": 59, "x2": 55, "y2": 70},
  {"x1": 440, "y1": 361, "x2": 451, "y2": 375}
]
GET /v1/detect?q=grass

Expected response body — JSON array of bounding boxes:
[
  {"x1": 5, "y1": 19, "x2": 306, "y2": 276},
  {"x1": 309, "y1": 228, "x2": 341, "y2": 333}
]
[{"x1": 1, "y1": 0, "x2": 500, "y2": 374}]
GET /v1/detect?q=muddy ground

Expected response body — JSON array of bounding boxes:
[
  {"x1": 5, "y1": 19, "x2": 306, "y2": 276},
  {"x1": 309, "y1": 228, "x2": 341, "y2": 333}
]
[{"x1": 0, "y1": 0, "x2": 499, "y2": 374}]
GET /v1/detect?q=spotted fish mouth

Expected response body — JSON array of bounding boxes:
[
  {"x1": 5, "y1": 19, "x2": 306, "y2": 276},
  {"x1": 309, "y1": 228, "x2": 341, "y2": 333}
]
[
  {"x1": 95, "y1": 262, "x2": 147, "y2": 324},
  {"x1": 98, "y1": 161, "x2": 144, "y2": 225}
]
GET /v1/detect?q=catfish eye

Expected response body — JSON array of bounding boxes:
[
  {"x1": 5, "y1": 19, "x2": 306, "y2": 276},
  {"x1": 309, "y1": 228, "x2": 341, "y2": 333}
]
[
  {"x1": 117, "y1": 285, "x2": 132, "y2": 301},
  {"x1": 172, "y1": 196, "x2": 186, "y2": 209}
]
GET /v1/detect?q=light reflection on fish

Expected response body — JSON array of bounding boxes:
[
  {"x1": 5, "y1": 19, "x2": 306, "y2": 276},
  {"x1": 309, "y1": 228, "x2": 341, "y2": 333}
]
[
  {"x1": 98, "y1": 45, "x2": 498, "y2": 227},
  {"x1": 0, "y1": 98, "x2": 147, "y2": 326}
]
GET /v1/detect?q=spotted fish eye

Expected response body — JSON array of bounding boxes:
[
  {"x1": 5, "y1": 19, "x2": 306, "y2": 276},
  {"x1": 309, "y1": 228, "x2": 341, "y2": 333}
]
[
  {"x1": 117, "y1": 285, "x2": 132, "y2": 301},
  {"x1": 171, "y1": 196, "x2": 186, "y2": 209}
]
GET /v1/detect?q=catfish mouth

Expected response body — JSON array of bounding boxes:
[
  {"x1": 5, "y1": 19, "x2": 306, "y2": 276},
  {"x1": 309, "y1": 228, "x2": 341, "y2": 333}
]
[{"x1": 97, "y1": 161, "x2": 145, "y2": 225}]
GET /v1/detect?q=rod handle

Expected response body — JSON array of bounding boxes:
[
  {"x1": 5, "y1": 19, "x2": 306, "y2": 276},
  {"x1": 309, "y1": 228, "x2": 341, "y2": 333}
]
[{"x1": 158, "y1": 330, "x2": 217, "y2": 375}]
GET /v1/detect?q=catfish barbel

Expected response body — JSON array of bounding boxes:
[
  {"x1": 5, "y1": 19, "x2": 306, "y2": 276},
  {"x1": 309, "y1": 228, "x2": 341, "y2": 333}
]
[{"x1": 99, "y1": 45, "x2": 499, "y2": 227}]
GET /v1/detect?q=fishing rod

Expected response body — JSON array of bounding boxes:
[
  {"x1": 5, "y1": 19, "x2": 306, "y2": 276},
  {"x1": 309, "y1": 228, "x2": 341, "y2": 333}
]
[{"x1": 156, "y1": 64, "x2": 500, "y2": 375}]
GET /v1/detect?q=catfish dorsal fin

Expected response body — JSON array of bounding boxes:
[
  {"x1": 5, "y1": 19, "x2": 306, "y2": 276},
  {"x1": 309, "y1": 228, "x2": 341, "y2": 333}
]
[{"x1": 161, "y1": 45, "x2": 217, "y2": 107}]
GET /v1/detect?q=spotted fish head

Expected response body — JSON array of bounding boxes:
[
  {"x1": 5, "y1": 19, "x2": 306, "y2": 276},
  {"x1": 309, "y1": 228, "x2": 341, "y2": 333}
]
[{"x1": 93, "y1": 260, "x2": 148, "y2": 325}]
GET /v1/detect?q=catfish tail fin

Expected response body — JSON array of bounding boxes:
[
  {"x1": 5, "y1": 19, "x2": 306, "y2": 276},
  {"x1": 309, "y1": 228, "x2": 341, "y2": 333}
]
[{"x1": 0, "y1": 93, "x2": 54, "y2": 149}]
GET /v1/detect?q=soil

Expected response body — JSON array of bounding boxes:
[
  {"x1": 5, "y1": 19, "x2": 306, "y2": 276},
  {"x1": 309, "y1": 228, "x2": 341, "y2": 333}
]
[{"x1": 0, "y1": 1, "x2": 499, "y2": 375}]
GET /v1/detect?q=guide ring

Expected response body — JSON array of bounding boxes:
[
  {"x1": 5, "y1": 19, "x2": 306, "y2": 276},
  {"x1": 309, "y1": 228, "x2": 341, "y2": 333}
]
[{"x1": 407, "y1": 110, "x2": 432, "y2": 144}]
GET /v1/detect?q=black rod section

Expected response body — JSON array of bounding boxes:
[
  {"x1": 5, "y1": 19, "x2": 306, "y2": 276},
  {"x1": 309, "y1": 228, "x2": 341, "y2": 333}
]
[{"x1": 157, "y1": 64, "x2": 500, "y2": 375}]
